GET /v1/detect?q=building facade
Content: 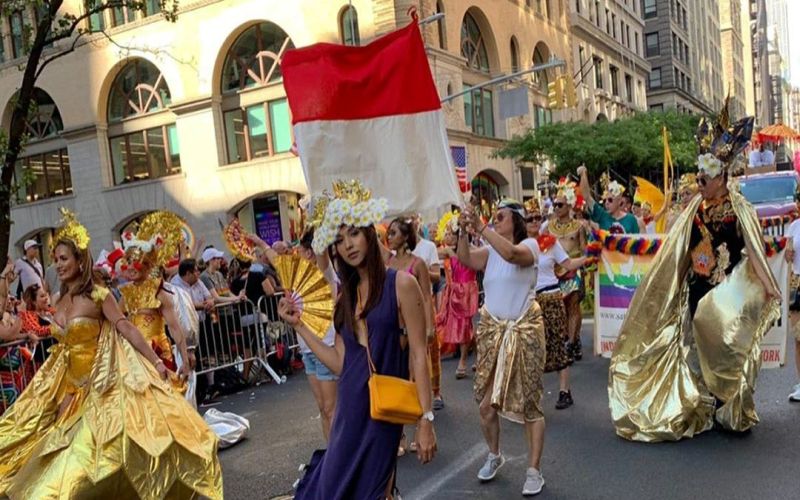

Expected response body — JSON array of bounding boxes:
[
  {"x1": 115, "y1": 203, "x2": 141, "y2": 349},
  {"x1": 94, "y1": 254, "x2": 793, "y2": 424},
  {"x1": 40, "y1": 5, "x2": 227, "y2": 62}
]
[
  {"x1": 567, "y1": 0, "x2": 650, "y2": 123},
  {"x1": 643, "y1": 0, "x2": 725, "y2": 114},
  {"x1": 2, "y1": 0, "x2": 572, "y2": 258},
  {"x1": 750, "y1": 0, "x2": 772, "y2": 127},
  {"x1": 718, "y1": 0, "x2": 747, "y2": 119}
]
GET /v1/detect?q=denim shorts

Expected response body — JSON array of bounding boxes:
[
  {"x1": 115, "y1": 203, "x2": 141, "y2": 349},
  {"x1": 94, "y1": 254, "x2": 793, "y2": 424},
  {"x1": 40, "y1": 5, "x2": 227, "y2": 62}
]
[{"x1": 302, "y1": 352, "x2": 337, "y2": 382}]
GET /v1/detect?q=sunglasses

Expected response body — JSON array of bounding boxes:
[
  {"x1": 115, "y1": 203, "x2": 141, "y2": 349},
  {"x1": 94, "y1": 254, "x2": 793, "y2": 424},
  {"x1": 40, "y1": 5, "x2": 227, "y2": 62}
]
[
  {"x1": 525, "y1": 215, "x2": 543, "y2": 223},
  {"x1": 552, "y1": 202, "x2": 566, "y2": 209},
  {"x1": 697, "y1": 177, "x2": 708, "y2": 187},
  {"x1": 604, "y1": 198, "x2": 614, "y2": 204},
  {"x1": 493, "y1": 212, "x2": 506, "y2": 223}
]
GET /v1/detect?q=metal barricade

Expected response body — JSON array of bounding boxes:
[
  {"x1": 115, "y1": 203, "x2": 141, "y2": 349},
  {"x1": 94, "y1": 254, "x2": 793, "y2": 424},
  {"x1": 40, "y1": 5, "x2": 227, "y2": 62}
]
[
  {"x1": 256, "y1": 293, "x2": 300, "y2": 385},
  {"x1": 0, "y1": 339, "x2": 41, "y2": 416}
]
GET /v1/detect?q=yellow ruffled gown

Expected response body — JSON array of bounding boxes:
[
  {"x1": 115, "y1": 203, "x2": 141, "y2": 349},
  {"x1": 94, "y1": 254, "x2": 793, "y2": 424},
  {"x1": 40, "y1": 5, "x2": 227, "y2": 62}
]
[{"x1": 0, "y1": 287, "x2": 222, "y2": 499}]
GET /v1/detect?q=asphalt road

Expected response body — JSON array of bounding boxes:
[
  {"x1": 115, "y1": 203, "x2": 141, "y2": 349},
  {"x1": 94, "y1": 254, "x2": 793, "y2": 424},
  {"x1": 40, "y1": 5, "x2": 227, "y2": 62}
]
[{"x1": 215, "y1": 320, "x2": 800, "y2": 499}]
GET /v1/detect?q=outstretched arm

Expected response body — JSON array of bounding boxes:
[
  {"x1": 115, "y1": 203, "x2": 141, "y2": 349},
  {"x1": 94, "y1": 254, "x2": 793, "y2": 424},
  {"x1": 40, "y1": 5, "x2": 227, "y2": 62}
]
[{"x1": 278, "y1": 299, "x2": 345, "y2": 374}]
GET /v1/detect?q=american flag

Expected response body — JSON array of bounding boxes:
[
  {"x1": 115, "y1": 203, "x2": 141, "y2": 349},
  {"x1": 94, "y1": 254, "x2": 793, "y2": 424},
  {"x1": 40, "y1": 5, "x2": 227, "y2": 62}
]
[{"x1": 450, "y1": 146, "x2": 468, "y2": 193}]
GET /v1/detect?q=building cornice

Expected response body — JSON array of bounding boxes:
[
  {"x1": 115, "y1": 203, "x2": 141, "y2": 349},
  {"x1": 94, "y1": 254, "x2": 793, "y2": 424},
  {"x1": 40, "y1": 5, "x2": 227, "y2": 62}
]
[
  {"x1": 61, "y1": 124, "x2": 103, "y2": 141},
  {"x1": 169, "y1": 96, "x2": 216, "y2": 116},
  {"x1": 447, "y1": 129, "x2": 508, "y2": 148}
]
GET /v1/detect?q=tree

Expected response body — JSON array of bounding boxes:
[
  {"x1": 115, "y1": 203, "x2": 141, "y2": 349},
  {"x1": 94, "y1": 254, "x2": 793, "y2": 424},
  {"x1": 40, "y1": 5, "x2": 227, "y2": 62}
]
[
  {"x1": 496, "y1": 110, "x2": 703, "y2": 190},
  {"x1": 0, "y1": 0, "x2": 178, "y2": 268}
]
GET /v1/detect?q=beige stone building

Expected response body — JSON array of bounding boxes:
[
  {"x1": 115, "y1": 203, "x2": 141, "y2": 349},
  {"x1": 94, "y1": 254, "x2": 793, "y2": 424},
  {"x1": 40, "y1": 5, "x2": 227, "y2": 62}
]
[
  {"x1": 567, "y1": 0, "x2": 650, "y2": 122},
  {"x1": 1, "y1": 0, "x2": 573, "y2": 258},
  {"x1": 718, "y1": 0, "x2": 747, "y2": 119}
]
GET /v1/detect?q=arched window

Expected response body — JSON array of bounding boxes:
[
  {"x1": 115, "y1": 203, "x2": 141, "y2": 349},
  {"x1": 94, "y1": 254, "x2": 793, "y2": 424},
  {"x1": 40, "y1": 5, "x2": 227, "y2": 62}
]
[
  {"x1": 471, "y1": 172, "x2": 501, "y2": 206},
  {"x1": 340, "y1": 6, "x2": 360, "y2": 46},
  {"x1": 461, "y1": 13, "x2": 489, "y2": 73},
  {"x1": 532, "y1": 44, "x2": 550, "y2": 92},
  {"x1": 221, "y1": 22, "x2": 295, "y2": 165},
  {"x1": 510, "y1": 37, "x2": 520, "y2": 73},
  {"x1": 11, "y1": 88, "x2": 72, "y2": 204},
  {"x1": 107, "y1": 59, "x2": 180, "y2": 185},
  {"x1": 436, "y1": 1, "x2": 446, "y2": 49}
]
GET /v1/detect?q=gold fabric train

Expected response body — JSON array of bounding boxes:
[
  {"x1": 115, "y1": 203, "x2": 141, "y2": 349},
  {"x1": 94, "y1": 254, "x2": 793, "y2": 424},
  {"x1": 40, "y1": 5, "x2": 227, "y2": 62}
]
[
  {"x1": 608, "y1": 189, "x2": 780, "y2": 442},
  {"x1": 0, "y1": 300, "x2": 222, "y2": 498}
]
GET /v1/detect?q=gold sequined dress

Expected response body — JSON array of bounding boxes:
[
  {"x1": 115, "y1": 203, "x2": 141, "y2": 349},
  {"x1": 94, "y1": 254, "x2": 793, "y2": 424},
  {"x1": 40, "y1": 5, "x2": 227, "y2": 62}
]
[
  {"x1": 119, "y1": 277, "x2": 175, "y2": 366},
  {"x1": 609, "y1": 190, "x2": 780, "y2": 442},
  {"x1": 0, "y1": 286, "x2": 222, "y2": 499}
]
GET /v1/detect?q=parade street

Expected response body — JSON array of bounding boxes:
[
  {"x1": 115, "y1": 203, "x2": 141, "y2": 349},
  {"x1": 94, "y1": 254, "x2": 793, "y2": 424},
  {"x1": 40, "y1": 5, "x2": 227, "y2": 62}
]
[{"x1": 217, "y1": 320, "x2": 800, "y2": 500}]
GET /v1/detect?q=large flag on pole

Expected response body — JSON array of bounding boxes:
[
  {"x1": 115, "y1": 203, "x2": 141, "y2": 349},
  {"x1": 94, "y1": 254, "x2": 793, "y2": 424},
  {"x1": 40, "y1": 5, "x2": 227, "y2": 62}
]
[{"x1": 281, "y1": 18, "x2": 463, "y2": 215}]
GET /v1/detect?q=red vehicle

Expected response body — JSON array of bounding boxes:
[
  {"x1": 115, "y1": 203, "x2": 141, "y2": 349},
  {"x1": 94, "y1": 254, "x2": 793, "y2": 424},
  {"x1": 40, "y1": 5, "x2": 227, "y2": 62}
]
[{"x1": 737, "y1": 170, "x2": 799, "y2": 235}]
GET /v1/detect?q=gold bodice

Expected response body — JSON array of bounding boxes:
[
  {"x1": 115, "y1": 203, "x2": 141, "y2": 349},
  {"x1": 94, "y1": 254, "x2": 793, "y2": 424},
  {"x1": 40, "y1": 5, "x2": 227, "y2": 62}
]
[
  {"x1": 51, "y1": 317, "x2": 102, "y2": 394},
  {"x1": 119, "y1": 277, "x2": 162, "y2": 315}
]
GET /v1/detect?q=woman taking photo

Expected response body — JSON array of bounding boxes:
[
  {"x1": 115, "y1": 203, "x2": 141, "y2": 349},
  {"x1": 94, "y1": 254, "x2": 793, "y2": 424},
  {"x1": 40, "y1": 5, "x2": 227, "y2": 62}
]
[
  {"x1": 0, "y1": 210, "x2": 222, "y2": 499},
  {"x1": 457, "y1": 199, "x2": 547, "y2": 496},
  {"x1": 525, "y1": 203, "x2": 586, "y2": 410},
  {"x1": 281, "y1": 183, "x2": 436, "y2": 499},
  {"x1": 19, "y1": 284, "x2": 56, "y2": 363}
]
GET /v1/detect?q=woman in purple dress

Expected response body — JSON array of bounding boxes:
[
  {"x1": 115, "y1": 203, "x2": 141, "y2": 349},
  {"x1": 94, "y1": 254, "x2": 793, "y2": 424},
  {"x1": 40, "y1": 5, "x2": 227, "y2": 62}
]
[{"x1": 279, "y1": 183, "x2": 436, "y2": 499}]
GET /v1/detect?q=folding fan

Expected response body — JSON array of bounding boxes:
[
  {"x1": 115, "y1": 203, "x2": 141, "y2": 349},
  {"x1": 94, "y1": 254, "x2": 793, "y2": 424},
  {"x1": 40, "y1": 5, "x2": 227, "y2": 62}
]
[{"x1": 273, "y1": 254, "x2": 334, "y2": 339}]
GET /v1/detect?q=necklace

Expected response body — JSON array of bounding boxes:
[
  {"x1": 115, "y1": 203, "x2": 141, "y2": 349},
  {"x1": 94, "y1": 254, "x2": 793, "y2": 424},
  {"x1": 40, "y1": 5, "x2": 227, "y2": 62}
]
[{"x1": 549, "y1": 218, "x2": 581, "y2": 237}]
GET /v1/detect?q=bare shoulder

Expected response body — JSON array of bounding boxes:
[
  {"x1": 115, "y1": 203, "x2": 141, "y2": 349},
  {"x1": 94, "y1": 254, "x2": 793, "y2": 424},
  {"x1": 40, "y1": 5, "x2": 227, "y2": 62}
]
[{"x1": 395, "y1": 270, "x2": 421, "y2": 297}]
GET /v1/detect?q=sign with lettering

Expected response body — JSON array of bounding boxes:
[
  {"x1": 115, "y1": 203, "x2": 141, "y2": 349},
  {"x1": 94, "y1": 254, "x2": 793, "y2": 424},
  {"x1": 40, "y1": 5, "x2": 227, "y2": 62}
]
[{"x1": 593, "y1": 238, "x2": 788, "y2": 369}]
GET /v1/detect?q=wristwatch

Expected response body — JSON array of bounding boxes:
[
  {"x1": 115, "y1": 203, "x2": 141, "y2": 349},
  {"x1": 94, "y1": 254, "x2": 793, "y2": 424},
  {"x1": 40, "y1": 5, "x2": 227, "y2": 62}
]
[{"x1": 420, "y1": 410, "x2": 435, "y2": 423}]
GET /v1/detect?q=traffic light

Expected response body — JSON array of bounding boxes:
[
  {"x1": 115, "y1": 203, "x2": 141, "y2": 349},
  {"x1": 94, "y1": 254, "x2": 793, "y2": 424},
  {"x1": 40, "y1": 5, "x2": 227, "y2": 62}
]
[
  {"x1": 547, "y1": 78, "x2": 564, "y2": 109},
  {"x1": 564, "y1": 76, "x2": 578, "y2": 108}
]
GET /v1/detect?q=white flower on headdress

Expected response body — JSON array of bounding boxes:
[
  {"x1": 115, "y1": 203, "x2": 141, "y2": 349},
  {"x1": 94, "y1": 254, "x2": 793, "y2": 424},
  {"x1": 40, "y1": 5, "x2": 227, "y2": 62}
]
[
  {"x1": 606, "y1": 181, "x2": 625, "y2": 198},
  {"x1": 697, "y1": 153, "x2": 723, "y2": 178},
  {"x1": 311, "y1": 193, "x2": 388, "y2": 255},
  {"x1": 563, "y1": 187, "x2": 577, "y2": 206}
]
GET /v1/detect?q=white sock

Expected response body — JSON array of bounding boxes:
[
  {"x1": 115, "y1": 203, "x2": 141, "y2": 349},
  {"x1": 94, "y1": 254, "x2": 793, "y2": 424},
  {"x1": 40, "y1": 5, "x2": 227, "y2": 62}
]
[{"x1": 488, "y1": 452, "x2": 501, "y2": 459}]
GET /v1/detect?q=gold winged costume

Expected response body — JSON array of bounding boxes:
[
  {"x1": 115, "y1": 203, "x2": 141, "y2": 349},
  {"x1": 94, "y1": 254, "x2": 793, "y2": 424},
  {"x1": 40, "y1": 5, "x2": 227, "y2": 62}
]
[
  {"x1": 0, "y1": 211, "x2": 222, "y2": 499},
  {"x1": 608, "y1": 103, "x2": 780, "y2": 442}
]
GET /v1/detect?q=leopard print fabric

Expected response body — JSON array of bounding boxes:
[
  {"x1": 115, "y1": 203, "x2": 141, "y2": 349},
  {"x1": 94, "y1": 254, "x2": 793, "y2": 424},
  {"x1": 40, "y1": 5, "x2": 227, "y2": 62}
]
[{"x1": 538, "y1": 291, "x2": 572, "y2": 373}]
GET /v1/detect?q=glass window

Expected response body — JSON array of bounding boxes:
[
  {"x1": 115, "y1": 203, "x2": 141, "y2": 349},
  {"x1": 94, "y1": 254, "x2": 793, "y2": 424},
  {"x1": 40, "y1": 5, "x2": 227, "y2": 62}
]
[
  {"x1": 482, "y1": 90, "x2": 494, "y2": 137},
  {"x1": 463, "y1": 89, "x2": 473, "y2": 129},
  {"x1": 521, "y1": 167, "x2": 535, "y2": 190},
  {"x1": 269, "y1": 99, "x2": 292, "y2": 153},
  {"x1": 533, "y1": 46, "x2": 550, "y2": 92},
  {"x1": 111, "y1": 5, "x2": 136, "y2": 26},
  {"x1": 144, "y1": 0, "x2": 160, "y2": 17},
  {"x1": 10, "y1": 11, "x2": 25, "y2": 58},
  {"x1": 643, "y1": 0, "x2": 656, "y2": 18},
  {"x1": 110, "y1": 126, "x2": 180, "y2": 184},
  {"x1": 461, "y1": 13, "x2": 490, "y2": 73},
  {"x1": 645, "y1": 32, "x2": 659, "y2": 57},
  {"x1": 463, "y1": 87, "x2": 494, "y2": 137},
  {"x1": 610, "y1": 66, "x2": 619, "y2": 96},
  {"x1": 12, "y1": 149, "x2": 72, "y2": 204},
  {"x1": 108, "y1": 59, "x2": 171, "y2": 122},
  {"x1": 510, "y1": 38, "x2": 520, "y2": 73},
  {"x1": 246, "y1": 104, "x2": 269, "y2": 157},
  {"x1": 224, "y1": 109, "x2": 246, "y2": 163},
  {"x1": 436, "y1": 1, "x2": 446, "y2": 49},
  {"x1": 594, "y1": 56, "x2": 603, "y2": 89},
  {"x1": 625, "y1": 74, "x2": 633, "y2": 102},
  {"x1": 340, "y1": 6, "x2": 360, "y2": 46},
  {"x1": 222, "y1": 22, "x2": 294, "y2": 93},
  {"x1": 85, "y1": 1, "x2": 105, "y2": 31},
  {"x1": 649, "y1": 67, "x2": 662, "y2": 89},
  {"x1": 24, "y1": 89, "x2": 64, "y2": 140}
]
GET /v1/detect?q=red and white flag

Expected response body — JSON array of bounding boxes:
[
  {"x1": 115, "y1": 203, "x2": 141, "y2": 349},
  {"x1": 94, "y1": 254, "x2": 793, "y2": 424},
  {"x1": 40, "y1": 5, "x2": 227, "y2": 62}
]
[{"x1": 282, "y1": 19, "x2": 462, "y2": 215}]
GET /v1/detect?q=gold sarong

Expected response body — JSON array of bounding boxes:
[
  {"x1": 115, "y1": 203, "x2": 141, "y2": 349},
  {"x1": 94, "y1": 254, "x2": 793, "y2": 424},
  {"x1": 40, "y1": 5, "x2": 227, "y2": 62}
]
[
  {"x1": 474, "y1": 302, "x2": 545, "y2": 423},
  {"x1": 609, "y1": 189, "x2": 780, "y2": 442}
]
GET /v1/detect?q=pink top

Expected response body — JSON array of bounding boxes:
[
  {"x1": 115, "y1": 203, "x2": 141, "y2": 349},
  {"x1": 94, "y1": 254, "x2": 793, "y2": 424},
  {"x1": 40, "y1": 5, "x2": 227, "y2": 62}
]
[{"x1": 449, "y1": 256, "x2": 477, "y2": 284}]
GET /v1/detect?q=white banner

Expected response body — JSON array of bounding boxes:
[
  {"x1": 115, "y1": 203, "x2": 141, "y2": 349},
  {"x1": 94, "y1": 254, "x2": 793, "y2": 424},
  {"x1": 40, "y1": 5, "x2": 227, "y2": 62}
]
[{"x1": 593, "y1": 243, "x2": 789, "y2": 369}]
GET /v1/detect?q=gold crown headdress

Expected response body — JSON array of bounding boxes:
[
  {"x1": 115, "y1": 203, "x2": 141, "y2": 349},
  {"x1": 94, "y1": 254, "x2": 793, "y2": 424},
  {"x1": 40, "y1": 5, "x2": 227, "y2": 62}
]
[
  {"x1": 436, "y1": 210, "x2": 460, "y2": 243},
  {"x1": 121, "y1": 211, "x2": 185, "y2": 269},
  {"x1": 524, "y1": 198, "x2": 541, "y2": 215},
  {"x1": 678, "y1": 173, "x2": 698, "y2": 194},
  {"x1": 53, "y1": 208, "x2": 90, "y2": 251},
  {"x1": 310, "y1": 180, "x2": 388, "y2": 254},
  {"x1": 695, "y1": 96, "x2": 754, "y2": 178}
]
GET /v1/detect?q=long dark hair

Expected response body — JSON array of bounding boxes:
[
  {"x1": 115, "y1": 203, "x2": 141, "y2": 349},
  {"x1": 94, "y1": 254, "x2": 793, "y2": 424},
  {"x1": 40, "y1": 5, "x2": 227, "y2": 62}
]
[
  {"x1": 55, "y1": 240, "x2": 94, "y2": 300},
  {"x1": 389, "y1": 217, "x2": 417, "y2": 251},
  {"x1": 511, "y1": 212, "x2": 528, "y2": 244},
  {"x1": 333, "y1": 225, "x2": 386, "y2": 334}
]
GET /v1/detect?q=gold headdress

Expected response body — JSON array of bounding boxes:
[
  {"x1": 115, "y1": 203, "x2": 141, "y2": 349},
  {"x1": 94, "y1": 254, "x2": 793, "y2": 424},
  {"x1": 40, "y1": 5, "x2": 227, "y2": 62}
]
[
  {"x1": 436, "y1": 210, "x2": 460, "y2": 242},
  {"x1": 121, "y1": 211, "x2": 185, "y2": 269},
  {"x1": 556, "y1": 177, "x2": 578, "y2": 206},
  {"x1": 53, "y1": 208, "x2": 90, "y2": 251},
  {"x1": 678, "y1": 173, "x2": 698, "y2": 194},
  {"x1": 524, "y1": 198, "x2": 541, "y2": 215},
  {"x1": 695, "y1": 97, "x2": 754, "y2": 178},
  {"x1": 600, "y1": 172, "x2": 625, "y2": 198},
  {"x1": 310, "y1": 180, "x2": 388, "y2": 254}
]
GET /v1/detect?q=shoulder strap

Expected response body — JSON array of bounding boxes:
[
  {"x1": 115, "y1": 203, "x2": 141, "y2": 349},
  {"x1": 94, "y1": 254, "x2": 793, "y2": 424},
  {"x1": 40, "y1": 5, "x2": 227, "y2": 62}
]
[{"x1": 21, "y1": 258, "x2": 43, "y2": 279}]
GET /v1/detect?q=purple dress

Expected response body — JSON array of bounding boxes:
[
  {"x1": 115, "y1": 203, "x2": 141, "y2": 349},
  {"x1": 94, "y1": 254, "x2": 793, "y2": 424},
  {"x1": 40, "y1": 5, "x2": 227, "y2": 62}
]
[{"x1": 296, "y1": 269, "x2": 408, "y2": 500}]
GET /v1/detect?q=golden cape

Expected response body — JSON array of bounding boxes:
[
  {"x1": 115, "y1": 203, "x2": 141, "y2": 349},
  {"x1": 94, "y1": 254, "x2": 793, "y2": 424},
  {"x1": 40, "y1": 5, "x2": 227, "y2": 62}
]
[
  {"x1": 608, "y1": 189, "x2": 780, "y2": 442},
  {"x1": 0, "y1": 319, "x2": 222, "y2": 499}
]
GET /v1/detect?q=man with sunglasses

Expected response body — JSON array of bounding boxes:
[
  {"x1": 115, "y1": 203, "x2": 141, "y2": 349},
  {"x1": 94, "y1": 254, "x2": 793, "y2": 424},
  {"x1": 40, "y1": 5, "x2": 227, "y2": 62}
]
[
  {"x1": 576, "y1": 167, "x2": 639, "y2": 234},
  {"x1": 609, "y1": 110, "x2": 782, "y2": 442}
]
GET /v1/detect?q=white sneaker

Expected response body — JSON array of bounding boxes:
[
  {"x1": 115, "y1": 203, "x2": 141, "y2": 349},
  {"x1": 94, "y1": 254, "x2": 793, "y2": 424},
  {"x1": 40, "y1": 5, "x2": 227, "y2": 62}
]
[
  {"x1": 477, "y1": 453, "x2": 505, "y2": 482},
  {"x1": 789, "y1": 383, "x2": 800, "y2": 402},
  {"x1": 522, "y1": 467, "x2": 545, "y2": 496}
]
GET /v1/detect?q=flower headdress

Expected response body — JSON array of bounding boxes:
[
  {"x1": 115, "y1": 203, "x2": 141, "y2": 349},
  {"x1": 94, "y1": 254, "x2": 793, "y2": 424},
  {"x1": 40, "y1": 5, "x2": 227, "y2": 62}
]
[
  {"x1": 555, "y1": 177, "x2": 581, "y2": 207},
  {"x1": 695, "y1": 96, "x2": 754, "y2": 178},
  {"x1": 600, "y1": 172, "x2": 625, "y2": 199},
  {"x1": 309, "y1": 180, "x2": 388, "y2": 254},
  {"x1": 436, "y1": 210, "x2": 460, "y2": 242},
  {"x1": 53, "y1": 208, "x2": 90, "y2": 251}
]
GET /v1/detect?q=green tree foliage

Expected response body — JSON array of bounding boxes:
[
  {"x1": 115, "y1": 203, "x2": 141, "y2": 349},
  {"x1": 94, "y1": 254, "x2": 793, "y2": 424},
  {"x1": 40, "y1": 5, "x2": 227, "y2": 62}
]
[
  {"x1": 0, "y1": 1, "x2": 178, "y2": 267},
  {"x1": 496, "y1": 110, "x2": 703, "y2": 186}
]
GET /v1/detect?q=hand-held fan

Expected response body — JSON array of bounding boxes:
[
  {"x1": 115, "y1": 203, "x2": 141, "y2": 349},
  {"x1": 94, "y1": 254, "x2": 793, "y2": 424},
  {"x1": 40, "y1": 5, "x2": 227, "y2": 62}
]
[{"x1": 273, "y1": 254, "x2": 334, "y2": 339}]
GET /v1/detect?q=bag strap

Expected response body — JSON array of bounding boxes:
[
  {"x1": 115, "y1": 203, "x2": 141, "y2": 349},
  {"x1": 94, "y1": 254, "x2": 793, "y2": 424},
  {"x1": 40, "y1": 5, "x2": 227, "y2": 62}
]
[{"x1": 357, "y1": 288, "x2": 378, "y2": 376}]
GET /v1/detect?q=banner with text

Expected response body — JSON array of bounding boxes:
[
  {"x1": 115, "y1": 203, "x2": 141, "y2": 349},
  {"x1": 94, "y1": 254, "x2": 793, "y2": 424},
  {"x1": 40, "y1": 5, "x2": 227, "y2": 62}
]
[{"x1": 593, "y1": 238, "x2": 789, "y2": 369}]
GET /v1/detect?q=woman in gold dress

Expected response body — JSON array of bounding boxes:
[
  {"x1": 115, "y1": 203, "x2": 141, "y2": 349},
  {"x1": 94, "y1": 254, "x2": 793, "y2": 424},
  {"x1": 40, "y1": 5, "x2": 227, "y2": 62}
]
[{"x1": 0, "y1": 210, "x2": 222, "y2": 499}]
